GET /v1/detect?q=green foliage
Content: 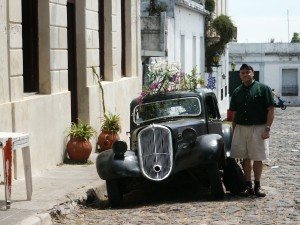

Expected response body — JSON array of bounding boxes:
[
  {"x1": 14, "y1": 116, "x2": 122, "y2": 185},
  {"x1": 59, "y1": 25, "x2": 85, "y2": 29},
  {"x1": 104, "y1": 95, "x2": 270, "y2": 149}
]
[
  {"x1": 182, "y1": 67, "x2": 206, "y2": 91},
  {"x1": 204, "y1": 0, "x2": 235, "y2": 72},
  {"x1": 92, "y1": 66, "x2": 106, "y2": 115},
  {"x1": 101, "y1": 113, "x2": 121, "y2": 133},
  {"x1": 147, "y1": 0, "x2": 168, "y2": 16},
  {"x1": 205, "y1": 0, "x2": 215, "y2": 13},
  {"x1": 291, "y1": 32, "x2": 300, "y2": 43},
  {"x1": 92, "y1": 66, "x2": 121, "y2": 133},
  {"x1": 66, "y1": 120, "x2": 96, "y2": 141},
  {"x1": 212, "y1": 15, "x2": 235, "y2": 43}
]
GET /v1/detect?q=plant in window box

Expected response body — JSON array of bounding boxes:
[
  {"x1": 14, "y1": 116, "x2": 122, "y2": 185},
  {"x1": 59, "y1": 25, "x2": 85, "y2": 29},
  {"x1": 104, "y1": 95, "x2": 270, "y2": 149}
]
[
  {"x1": 65, "y1": 120, "x2": 96, "y2": 161},
  {"x1": 92, "y1": 66, "x2": 121, "y2": 151}
]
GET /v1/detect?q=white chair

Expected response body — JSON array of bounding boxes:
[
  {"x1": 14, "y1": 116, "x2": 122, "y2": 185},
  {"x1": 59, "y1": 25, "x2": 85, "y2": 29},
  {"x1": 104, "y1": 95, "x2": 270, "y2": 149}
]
[{"x1": 0, "y1": 132, "x2": 32, "y2": 209}]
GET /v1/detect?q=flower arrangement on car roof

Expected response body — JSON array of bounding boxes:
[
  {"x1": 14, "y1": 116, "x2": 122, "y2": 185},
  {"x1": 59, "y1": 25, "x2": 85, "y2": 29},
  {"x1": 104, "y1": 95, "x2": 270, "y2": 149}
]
[{"x1": 139, "y1": 59, "x2": 205, "y2": 105}]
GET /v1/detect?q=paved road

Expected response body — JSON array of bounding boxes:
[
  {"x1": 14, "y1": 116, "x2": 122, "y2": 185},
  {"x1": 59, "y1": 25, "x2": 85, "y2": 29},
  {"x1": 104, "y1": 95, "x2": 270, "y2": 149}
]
[{"x1": 52, "y1": 107, "x2": 300, "y2": 225}]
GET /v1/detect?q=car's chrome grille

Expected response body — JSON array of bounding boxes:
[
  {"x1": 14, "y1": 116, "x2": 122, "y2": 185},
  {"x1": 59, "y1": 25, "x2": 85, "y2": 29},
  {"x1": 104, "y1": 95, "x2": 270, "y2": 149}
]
[{"x1": 138, "y1": 124, "x2": 173, "y2": 181}]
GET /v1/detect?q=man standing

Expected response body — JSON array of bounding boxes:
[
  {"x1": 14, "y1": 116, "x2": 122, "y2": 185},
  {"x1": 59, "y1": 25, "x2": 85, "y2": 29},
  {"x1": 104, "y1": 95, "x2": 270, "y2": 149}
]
[{"x1": 229, "y1": 64, "x2": 275, "y2": 197}]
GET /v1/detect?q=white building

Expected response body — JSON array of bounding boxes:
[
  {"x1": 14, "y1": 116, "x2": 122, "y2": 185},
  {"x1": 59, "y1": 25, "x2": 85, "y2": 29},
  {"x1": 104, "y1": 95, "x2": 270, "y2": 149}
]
[
  {"x1": 141, "y1": 0, "x2": 231, "y2": 115},
  {"x1": 0, "y1": 0, "x2": 142, "y2": 180},
  {"x1": 141, "y1": 0, "x2": 208, "y2": 75},
  {"x1": 229, "y1": 43, "x2": 300, "y2": 105}
]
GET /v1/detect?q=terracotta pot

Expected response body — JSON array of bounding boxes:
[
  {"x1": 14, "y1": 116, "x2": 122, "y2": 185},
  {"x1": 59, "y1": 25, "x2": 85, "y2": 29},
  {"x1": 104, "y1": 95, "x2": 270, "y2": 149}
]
[
  {"x1": 98, "y1": 130, "x2": 120, "y2": 151},
  {"x1": 66, "y1": 137, "x2": 92, "y2": 160}
]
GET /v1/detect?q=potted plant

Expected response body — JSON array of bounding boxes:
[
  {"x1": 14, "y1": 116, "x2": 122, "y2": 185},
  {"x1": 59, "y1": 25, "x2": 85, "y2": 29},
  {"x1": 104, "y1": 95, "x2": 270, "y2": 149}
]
[
  {"x1": 92, "y1": 67, "x2": 121, "y2": 151},
  {"x1": 65, "y1": 121, "x2": 96, "y2": 161},
  {"x1": 98, "y1": 113, "x2": 121, "y2": 151}
]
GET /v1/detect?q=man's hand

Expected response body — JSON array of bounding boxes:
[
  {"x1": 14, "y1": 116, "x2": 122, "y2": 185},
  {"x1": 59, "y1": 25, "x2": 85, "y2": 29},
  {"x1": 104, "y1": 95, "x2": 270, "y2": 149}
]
[{"x1": 261, "y1": 130, "x2": 270, "y2": 139}]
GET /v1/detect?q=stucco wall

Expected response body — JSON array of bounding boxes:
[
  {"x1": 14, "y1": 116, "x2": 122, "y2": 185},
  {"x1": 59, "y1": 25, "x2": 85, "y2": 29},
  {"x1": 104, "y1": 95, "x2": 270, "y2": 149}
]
[{"x1": 0, "y1": 0, "x2": 142, "y2": 181}]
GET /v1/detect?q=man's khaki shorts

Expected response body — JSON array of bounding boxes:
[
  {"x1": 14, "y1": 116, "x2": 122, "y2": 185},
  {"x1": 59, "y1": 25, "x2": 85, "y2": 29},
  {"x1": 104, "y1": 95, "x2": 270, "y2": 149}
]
[{"x1": 231, "y1": 124, "x2": 269, "y2": 161}]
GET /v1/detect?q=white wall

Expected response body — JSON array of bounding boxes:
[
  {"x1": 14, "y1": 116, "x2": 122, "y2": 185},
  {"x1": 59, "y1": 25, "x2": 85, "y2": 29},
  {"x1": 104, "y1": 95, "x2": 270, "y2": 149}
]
[
  {"x1": 173, "y1": 5, "x2": 205, "y2": 75},
  {"x1": 229, "y1": 43, "x2": 300, "y2": 105}
]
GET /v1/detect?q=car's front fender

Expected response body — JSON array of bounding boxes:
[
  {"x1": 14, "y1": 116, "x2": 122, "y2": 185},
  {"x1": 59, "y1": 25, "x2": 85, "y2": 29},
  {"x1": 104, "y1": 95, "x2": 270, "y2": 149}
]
[
  {"x1": 96, "y1": 150, "x2": 142, "y2": 180},
  {"x1": 173, "y1": 134, "x2": 224, "y2": 173},
  {"x1": 222, "y1": 123, "x2": 233, "y2": 156}
]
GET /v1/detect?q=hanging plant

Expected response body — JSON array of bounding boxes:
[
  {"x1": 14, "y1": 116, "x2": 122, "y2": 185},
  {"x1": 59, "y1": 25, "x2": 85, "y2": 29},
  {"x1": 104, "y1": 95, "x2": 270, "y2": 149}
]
[
  {"x1": 205, "y1": 0, "x2": 235, "y2": 72},
  {"x1": 147, "y1": 0, "x2": 168, "y2": 16}
]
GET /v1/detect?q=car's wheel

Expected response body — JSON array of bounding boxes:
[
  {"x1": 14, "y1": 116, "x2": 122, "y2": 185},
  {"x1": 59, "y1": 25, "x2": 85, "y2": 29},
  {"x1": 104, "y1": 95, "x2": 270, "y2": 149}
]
[
  {"x1": 207, "y1": 162, "x2": 224, "y2": 199},
  {"x1": 106, "y1": 179, "x2": 123, "y2": 207},
  {"x1": 281, "y1": 105, "x2": 286, "y2": 110}
]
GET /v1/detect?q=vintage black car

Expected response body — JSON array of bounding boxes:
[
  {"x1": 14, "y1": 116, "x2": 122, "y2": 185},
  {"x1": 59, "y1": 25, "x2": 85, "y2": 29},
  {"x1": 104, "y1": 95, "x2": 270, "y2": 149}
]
[{"x1": 96, "y1": 88, "x2": 233, "y2": 207}]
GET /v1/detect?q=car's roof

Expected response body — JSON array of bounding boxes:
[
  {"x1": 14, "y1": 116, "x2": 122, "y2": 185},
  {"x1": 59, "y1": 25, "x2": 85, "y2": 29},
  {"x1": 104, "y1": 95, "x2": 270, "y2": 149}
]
[{"x1": 131, "y1": 88, "x2": 214, "y2": 107}]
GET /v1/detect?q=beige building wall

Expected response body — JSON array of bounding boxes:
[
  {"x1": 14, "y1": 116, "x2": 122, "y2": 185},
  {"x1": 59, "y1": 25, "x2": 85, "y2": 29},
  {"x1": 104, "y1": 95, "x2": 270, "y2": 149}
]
[{"x1": 0, "y1": 0, "x2": 142, "y2": 180}]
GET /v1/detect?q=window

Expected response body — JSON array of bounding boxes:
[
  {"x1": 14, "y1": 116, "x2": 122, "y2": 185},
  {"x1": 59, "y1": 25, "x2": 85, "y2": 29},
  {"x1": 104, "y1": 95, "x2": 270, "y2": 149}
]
[
  {"x1": 221, "y1": 88, "x2": 223, "y2": 100},
  {"x1": 205, "y1": 95, "x2": 220, "y2": 119},
  {"x1": 134, "y1": 97, "x2": 201, "y2": 124},
  {"x1": 121, "y1": 0, "x2": 126, "y2": 76},
  {"x1": 99, "y1": 0, "x2": 105, "y2": 79},
  {"x1": 22, "y1": 0, "x2": 39, "y2": 92},
  {"x1": 282, "y1": 69, "x2": 298, "y2": 96},
  {"x1": 193, "y1": 36, "x2": 196, "y2": 68},
  {"x1": 180, "y1": 35, "x2": 185, "y2": 71}
]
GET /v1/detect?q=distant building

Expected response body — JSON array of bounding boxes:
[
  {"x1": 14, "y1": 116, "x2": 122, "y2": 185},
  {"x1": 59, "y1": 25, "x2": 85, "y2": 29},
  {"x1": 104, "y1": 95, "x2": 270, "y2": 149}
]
[{"x1": 229, "y1": 43, "x2": 300, "y2": 105}]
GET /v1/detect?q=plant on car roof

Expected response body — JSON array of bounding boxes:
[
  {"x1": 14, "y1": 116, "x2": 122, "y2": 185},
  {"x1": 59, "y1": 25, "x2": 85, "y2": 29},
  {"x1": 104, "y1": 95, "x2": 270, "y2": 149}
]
[{"x1": 139, "y1": 59, "x2": 205, "y2": 105}]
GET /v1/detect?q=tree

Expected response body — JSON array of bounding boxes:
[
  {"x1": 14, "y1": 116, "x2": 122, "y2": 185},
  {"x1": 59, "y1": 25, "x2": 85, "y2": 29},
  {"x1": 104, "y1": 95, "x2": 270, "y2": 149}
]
[{"x1": 291, "y1": 32, "x2": 300, "y2": 43}]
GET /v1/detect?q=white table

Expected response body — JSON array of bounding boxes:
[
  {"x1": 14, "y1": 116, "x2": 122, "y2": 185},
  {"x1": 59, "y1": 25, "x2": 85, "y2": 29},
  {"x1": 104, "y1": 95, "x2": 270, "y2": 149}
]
[{"x1": 0, "y1": 132, "x2": 32, "y2": 209}]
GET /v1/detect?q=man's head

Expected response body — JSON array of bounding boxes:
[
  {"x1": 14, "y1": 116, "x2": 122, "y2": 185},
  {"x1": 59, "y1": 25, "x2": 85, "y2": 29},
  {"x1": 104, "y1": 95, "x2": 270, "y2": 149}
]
[
  {"x1": 239, "y1": 64, "x2": 254, "y2": 86},
  {"x1": 240, "y1": 64, "x2": 254, "y2": 72}
]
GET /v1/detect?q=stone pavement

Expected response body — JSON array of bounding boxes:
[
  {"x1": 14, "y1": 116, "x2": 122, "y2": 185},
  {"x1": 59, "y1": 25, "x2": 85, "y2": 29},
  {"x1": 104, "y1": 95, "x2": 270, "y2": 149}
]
[
  {"x1": 0, "y1": 153, "x2": 104, "y2": 225},
  {"x1": 1, "y1": 107, "x2": 299, "y2": 225},
  {"x1": 52, "y1": 107, "x2": 300, "y2": 225}
]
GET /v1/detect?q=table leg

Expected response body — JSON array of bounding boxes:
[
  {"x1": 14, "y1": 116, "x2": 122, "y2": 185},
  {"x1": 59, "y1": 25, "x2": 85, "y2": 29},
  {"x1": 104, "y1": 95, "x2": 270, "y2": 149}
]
[
  {"x1": 3, "y1": 138, "x2": 12, "y2": 209},
  {"x1": 22, "y1": 146, "x2": 32, "y2": 200}
]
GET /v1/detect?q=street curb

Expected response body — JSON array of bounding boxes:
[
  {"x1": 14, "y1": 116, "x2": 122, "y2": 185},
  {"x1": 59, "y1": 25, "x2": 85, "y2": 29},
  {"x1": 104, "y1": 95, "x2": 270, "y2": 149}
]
[{"x1": 16, "y1": 213, "x2": 52, "y2": 225}]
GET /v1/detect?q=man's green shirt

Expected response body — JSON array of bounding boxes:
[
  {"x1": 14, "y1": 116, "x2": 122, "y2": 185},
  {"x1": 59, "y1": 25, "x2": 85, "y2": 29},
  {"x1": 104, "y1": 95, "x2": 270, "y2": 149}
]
[{"x1": 229, "y1": 81, "x2": 275, "y2": 125}]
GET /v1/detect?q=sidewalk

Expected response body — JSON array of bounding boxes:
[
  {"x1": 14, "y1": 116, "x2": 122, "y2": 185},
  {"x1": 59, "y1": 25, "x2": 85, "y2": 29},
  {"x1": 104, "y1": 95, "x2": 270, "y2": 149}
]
[{"x1": 0, "y1": 153, "x2": 105, "y2": 225}]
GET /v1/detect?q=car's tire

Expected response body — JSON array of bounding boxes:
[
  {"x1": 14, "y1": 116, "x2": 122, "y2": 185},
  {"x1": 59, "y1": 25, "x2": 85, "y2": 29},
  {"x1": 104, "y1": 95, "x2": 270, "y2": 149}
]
[
  {"x1": 207, "y1": 162, "x2": 225, "y2": 199},
  {"x1": 281, "y1": 105, "x2": 286, "y2": 110},
  {"x1": 106, "y1": 179, "x2": 123, "y2": 207}
]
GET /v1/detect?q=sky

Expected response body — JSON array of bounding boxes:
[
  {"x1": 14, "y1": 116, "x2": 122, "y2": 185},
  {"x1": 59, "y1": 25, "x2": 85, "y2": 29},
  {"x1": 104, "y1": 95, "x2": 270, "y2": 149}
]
[{"x1": 229, "y1": 0, "x2": 300, "y2": 43}]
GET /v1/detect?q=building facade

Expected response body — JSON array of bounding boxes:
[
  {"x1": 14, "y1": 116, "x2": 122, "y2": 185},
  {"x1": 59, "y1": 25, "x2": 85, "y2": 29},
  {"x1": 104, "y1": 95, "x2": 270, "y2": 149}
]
[{"x1": 0, "y1": 0, "x2": 142, "y2": 180}]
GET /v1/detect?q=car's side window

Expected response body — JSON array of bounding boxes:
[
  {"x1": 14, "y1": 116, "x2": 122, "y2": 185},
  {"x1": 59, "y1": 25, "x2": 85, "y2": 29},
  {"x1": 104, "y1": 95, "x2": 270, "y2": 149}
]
[{"x1": 205, "y1": 95, "x2": 220, "y2": 120}]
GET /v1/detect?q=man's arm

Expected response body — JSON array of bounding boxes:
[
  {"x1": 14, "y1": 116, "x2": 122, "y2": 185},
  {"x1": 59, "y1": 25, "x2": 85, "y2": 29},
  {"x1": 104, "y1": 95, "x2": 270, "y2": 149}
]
[
  {"x1": 231, "y1": 111, "x2": 236, "y2": 132},
  {"x1": 262, "y1": 105, "x2": 275, "y2": 139}
]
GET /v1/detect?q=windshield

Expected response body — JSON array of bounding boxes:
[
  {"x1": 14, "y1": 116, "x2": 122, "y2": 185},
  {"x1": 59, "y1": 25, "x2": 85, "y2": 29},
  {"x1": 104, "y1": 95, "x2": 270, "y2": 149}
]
[{"x1": 133, "y1": 97, "x2": 201, "y2": 124}]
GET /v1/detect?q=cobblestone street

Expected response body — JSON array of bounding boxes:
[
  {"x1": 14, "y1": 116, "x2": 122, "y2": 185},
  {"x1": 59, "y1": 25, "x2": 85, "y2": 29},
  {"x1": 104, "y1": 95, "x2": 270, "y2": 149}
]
[{"x1": 52, "y1": 107, "x2": 300, "y2": 225}]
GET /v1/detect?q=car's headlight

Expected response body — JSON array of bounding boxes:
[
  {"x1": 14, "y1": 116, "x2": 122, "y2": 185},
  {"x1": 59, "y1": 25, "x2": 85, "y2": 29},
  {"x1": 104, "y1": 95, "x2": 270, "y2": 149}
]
[
  {"x1": 182, "y1": 128, "x2": 197, "y2": 146},
  {"x1": 112, "y1": 141, "x2": 127, "y2": 159}
]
